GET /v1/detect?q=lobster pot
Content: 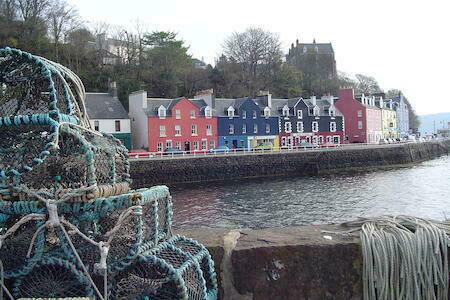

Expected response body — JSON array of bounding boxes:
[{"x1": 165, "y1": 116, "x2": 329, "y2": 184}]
[
  {"x1": 0, "y1": 186, "x2": 172, "y2": 278},
  {"x1": 1, "y1": 124, "x2": 131, "y2": 202},
  {"x1": 112, "y1": 235, "x2": 218, "y2": 300},
  {"x1": 11, "y1": 257, "x2": 94, "y2": 299}
]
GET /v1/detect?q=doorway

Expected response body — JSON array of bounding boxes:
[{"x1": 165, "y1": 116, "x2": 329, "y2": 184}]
[{"x1": 184, "y1": 141, "x2": 190, "y2": 152}]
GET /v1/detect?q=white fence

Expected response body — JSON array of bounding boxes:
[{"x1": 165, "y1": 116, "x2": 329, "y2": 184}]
[{"x1": 128, "y1": 140, "x2": 436, "y2": 160}]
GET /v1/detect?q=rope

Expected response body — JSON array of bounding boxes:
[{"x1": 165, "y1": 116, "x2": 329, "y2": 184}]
[{"x1": 338, "y1": 216, "x2": 450, "y2": 300}]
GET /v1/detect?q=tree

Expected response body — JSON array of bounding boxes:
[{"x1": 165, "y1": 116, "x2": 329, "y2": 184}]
[
  {"x1": 47, "y1": 0, "x2": 80, "y2": 61},
  {"x1": 141, "y1": 31, "x2": 192, "y2": 97},
  {"x1": 223, "y1": 27, "x2": 282, "y2": 96},
  {"x1": 355, "y1": 74, "x2": 382, "y2": 94}
]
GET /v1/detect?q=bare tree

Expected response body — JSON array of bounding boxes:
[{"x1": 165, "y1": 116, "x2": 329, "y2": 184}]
[
  {"x1": 47, "y1": 0, "x2": 80, "y2": 61},
  {"x1": 0, "y1": 0, "x2": 18, "y2": 21},
  {"x1": 223, "y1": 27, "x2": 282, "y2": 96},
  {"x1": 16, "y1": 0, "x2": 48, "y2": 22},
  {"x1": 355, "y1": 73, "x2": 382, "y2": 95}
]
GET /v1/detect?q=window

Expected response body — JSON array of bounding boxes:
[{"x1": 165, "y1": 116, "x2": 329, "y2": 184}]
[
  {"x1": 252, "y1": 111, "x2": 257, "y2": 119},
  {"x1": 175, "y1": 109, "x2": 181, "y2": 119},
  {"x1": 358, "y1": 120, "x2": 363, "y2": 129},
  {"x1": 265, "y1": 123, "x2": 270, "y2": 133},
  {"x1": 312, "y1": 121, "x2": 319, "y2": 132},
  {"x1": 297, "y1": 110, "x2": 303, "y2": 119},
  {"x1": 284, "y1": 122, "x2": 292, "y2": 133},
  {"x1": 240, "y1": 140, "x2": 245, "y2": 148},
  {"x1": 159, "y1": 125, "x2": 166, "y2": 137},
  {"x1": 282, "y1": 106, "x2": 289, "y2": 117},
  {"x1": 242, "y1": 111, "x2": 246, "y2": 119},
  {"x1": 329, "y1": 109, "x2": 335, "y2": 116},
  {"x1": 297, "y1": 121, "x2": 304, "y2": 132},
  {"x1": 190, "y1": 110, "x2": 196, "y2": 119},
  {"x1": 209, "y1": 140, "x2": 215, "y2": 149},
  {"x1": 253, "y1": 123, "x2": 258, "y2": 133},
  {"x1": 166, "y1": 140, "x2": 172, "y2": 149},
  {"x1": 242, "y1": 124, "x2": 247, "y2": 134},
  {"x1": 357, "y1": 110, "x2": 362, "y2": 117},
  {"x1": 313, "y1": 106, "x2": 320, "y2": 116},
  {"x1": 227, "y1": 106, "x2": 235, "y2": 119},
  {"x1": 264, "y1": 107, "x2": 270, "y2": 118},
  {"x1": 319, "y1": 136, "x2": 324, "y2": 144},
  {"x1": 205, "y1": 107, "x2": 212, "y2": 118},
  {"x1": 333, "y1": 136, "x2": 340, "y2": 144},
  {"x1": 229, "y1": 124, "x2": 234, "y2": 134},
  {"x1": 157, "y1": 142, "x2": 163, "y2": 152},
  {"x1": 175, "y1": 141, "x2": 181, "y2": 150},
  {"x1": 174, "y1": 125, "x2": 181, "y2": 136},
  {"x1": 115, "y1": 120, "x2": 121, "y2": 132},
  {"x1": 330, "y1": 122, "x2": 336, "y2": 132},
  {"x1": 303, "y1": 46, "x2": 307, "y2": 53},
  {"x1": 327, "y1": 136, "x2": 332, "y2": 144},
  {"x1": 94, "y1": 120, "x2": 99, "y2": 131},
  {"x1": 193, "y1": 141, "x2": 199, "y2": 150},
  {"x1": 201, "y1": 139, "x2": 207, "y2": 150},
  {"x1": 281, "y1": 136, "x2": 286, "y2": 146},
  {"x1": 191, "y1": 124, "x2": 197, "y2": 135},
  {"x1": 206, "y1": 124, "x2": 212, "y2": 136},
  {"x1": 158, "y1": 106, "x2": 166, "y2": 119},
  {"x1": 313, "y1": 136, "x2": 318, "y2": 144}
]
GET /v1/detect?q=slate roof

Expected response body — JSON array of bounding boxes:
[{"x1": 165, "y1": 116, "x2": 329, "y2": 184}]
[{"x1": 85, "y1": 93, "x2": 129, "y2": 119}]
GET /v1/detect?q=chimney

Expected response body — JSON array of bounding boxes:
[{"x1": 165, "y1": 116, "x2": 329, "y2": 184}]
[
  {"x1": 257, "y1": 90, "x2": 272, "y2": 108},
  {"x1": 109, "y1": 81, "x2": 118, "y2": 98},
  {"x1": 311, "y1": 95, "x2": 317, "y2": 106},
  {"x1": 296, "y1": 39, "x2": 299, "y2": 46},
  {"x1": 195, "y1": 88, "x2": 215, "y2": 108}
]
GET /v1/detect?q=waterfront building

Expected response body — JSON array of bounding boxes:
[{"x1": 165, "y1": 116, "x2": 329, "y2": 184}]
[
  {"x1": 85, "y1": 86, "x2": 131, "y2": 149},
  {"x1": 212, "y1": 93, "x2": 280, "y2": 149},
  {"x1": 374, "y1": 95, "x2": 398, "y2": 139},
  {"x1": 128, "y1": 90, "x2": 217, "y2": 152},
  {"x1": 277, "y1": 95, "x2": 344, "y2": 147},
  {"x1": 335, "y1": 89, "x2": 382, "y2": 143},
  {"x1": 391, "y1": 92, "x2": 410, "y2": 137}
]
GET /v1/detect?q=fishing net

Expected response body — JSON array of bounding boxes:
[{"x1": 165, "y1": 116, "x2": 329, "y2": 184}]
[{"x1": 0, "y1": 48, "x2": 217, "y2": 300}]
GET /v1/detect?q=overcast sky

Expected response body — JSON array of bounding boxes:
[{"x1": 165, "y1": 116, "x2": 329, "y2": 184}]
[{"x1": 68, "y1": 0, "x2": 450, "y2": 115}]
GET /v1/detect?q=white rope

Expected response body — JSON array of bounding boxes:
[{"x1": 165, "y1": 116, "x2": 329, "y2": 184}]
[{"x1": 338, "y1": 215, "x2": 450, "y2": 300}]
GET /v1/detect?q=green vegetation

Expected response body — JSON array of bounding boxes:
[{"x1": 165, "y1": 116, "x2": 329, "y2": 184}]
[{"x1": 0, "y1": 0, "x2": 418, "y2": 127}]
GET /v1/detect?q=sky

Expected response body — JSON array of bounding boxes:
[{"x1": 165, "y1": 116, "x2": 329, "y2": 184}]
[{"x1": 68, "y1": 0, "x2": 450, "y2": 115}]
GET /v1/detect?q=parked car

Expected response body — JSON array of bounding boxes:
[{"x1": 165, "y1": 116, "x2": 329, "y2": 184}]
[
  {"x1": 255, "y1": 142, "x2": 273, "y2": 150},
  {"x1": 163, "y1": 148, "x2": 184, "y2": 155},
  {"x1": 208, "y1": 146, "x2": 229, "y2": 153}
]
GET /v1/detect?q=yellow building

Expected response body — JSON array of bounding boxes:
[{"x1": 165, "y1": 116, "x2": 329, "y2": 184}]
[{"x1": 381, "y1": 107, "x2": 398, "y2": 139}]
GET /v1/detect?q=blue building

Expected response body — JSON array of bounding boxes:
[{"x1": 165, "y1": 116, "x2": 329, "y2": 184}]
[
  {"x1": 213, "y1": 96, "x2": 280, "y2": 149},
  {"x1": 391, "y1": 92, "x2": 410, "y2": 137}
]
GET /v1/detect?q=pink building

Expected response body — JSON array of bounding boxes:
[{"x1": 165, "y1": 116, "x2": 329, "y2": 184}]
[{"x1": 335, "y1": 89, "x2": 382, "y2": 143}]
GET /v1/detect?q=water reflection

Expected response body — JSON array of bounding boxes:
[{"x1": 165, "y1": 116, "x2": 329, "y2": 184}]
[{"x1": 170, "y1": 156, "x2": 450, "y2": 229}]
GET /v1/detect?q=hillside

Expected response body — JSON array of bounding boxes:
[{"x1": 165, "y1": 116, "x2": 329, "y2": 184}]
[{"x1": 419, "y1": 112, "x2": 450, "y2": 135}]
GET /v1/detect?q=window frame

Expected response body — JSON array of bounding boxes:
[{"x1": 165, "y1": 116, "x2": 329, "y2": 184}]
[{"x1": 159, "y1": 125, "x2": 166, "y2": 137}]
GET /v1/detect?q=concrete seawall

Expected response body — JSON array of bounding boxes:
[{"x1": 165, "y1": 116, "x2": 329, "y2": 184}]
[
  {"x1": 130, "y1": 140, "x2": 450, "y2": 187},
  {"x1": 177, "y1": 226, "x2": 363, "y2": 300}
]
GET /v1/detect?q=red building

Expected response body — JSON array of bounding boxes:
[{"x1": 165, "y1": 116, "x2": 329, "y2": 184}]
[
  {"x1": 129, "y1": 91, "x2": 217, "y2": 152},
  {"x1": 335, "y1": 89, "x2": 382, "y2": 143}
]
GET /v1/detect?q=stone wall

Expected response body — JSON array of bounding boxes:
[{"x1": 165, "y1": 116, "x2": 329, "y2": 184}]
[
  {"x1": 177, "y1": 226, "x2": 363, "y2": 300},
  {"x1": 130, "y1": 141, "x2": 450, "y2": 188}
]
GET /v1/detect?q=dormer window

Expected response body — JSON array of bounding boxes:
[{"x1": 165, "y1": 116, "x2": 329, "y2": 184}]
[
  {"x1": 313, "y1": 106, "x2": 320, "y2": 116},
  {"x1": 158, "y1": 105, "x2": 166, "y2": 119},
  {"x1": 315, "y1": 46, "x2": 318, "y2": 52},
  {"x1": 329, "y1": 108, "x2": 335, "y2": 116},
  {"x1": 205, "y1": 106, "x2": 212, "y2": 118},
  {"x1": 252, "y1": 111, "x2": 257, "y2": 119},
  {"x1": 282, "y1": 105, "x2": 289, "y2": 117},
  {"x1": 227, "y1": 106, "x2": 235, "y2": 119},
  {"x1": 242, "y1": 110, "x2": 246, "y2": 119},
  {"x1": 264, "y1": 107, "x2": 270, "y2": 118},
  {"x1": 303, "y1": 46, "x2": 307, "y2": 53}
]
